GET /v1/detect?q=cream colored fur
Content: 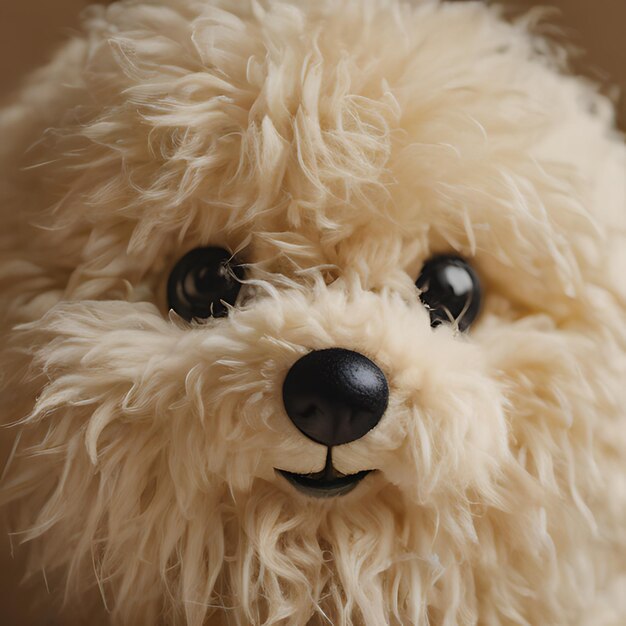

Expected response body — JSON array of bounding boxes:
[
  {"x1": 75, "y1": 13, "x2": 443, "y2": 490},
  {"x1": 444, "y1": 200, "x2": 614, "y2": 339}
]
[{"x1": 1, "y1": 1, "x2": 625, "y2": 624}]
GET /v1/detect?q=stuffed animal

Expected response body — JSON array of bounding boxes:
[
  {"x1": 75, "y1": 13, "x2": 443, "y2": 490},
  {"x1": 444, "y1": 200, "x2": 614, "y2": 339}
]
[{"x1": 1, "y1": 0, "x2": 625, "y2": 624}]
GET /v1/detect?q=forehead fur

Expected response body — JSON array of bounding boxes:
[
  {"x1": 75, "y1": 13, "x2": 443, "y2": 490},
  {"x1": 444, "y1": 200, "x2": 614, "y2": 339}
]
[{"x1": 3, "y1": 0, "x2": 623, "y2": 310}]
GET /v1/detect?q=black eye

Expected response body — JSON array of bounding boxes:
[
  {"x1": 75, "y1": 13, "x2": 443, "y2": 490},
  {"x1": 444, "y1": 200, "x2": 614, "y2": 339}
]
[
  {"x1": 416, "y1": 255, "x2": 481, "y2": 331},
  {"x1": 167, "y1": 247, "x2": 244, "y2": 321}
]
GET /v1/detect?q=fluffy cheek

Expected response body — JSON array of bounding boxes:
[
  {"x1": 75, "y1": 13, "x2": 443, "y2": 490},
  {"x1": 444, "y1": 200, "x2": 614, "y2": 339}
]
[
  {"x1": 333, "y1": 321, "x2": 509, "y2": 504},
  {"x1": 479, "y1": 313, "x2": 626, "y2": 506},
  {"x1": 8, "y1": 299, "x2": 324, "y2": 499}
]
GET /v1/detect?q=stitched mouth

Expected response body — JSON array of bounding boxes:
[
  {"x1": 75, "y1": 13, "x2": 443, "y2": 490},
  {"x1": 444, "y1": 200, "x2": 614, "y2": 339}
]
[{"x1": 276, "y1": 449, "x2": 373, "y2": 498}]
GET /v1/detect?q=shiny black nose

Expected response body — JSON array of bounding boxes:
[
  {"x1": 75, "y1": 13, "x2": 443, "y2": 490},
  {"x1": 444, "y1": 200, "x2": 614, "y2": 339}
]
[{"x1": 282, "y1": 348, "x2": 389, "y2": 447}]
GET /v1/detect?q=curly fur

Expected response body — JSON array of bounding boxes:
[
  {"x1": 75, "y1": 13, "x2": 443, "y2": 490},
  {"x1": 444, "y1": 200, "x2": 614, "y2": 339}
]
[{"x1": 1, "y1": 1, "x2": 625, "y2": 624}]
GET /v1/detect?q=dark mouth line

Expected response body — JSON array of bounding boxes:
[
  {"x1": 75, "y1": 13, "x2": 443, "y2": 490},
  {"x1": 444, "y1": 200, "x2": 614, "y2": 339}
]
[{"x1": 276, "y1": 449, "x2": 373, "y2": 498}]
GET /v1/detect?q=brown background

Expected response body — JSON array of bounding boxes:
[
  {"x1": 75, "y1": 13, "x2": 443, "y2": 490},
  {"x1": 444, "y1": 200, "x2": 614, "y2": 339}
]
[{"x1": 0, "y1": 0, "x2": 625, "y2": 128}]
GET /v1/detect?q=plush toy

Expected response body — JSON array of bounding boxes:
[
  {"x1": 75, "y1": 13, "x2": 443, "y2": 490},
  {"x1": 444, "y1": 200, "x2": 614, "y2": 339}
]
[{"x1": 1, "y1": 0, "x2": 625, "y2": 624}]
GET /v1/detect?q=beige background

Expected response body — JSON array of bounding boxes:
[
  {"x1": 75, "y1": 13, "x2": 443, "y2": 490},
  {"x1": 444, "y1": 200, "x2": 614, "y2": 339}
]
[{"x1": 0, "y1": 0, "x2": 625, "y2": 128}]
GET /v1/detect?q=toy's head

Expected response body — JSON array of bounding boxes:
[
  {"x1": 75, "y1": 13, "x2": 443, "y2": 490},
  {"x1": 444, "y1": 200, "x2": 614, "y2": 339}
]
[{"x1": 1, "y1": 1, "x2": 625, "y2": 624}]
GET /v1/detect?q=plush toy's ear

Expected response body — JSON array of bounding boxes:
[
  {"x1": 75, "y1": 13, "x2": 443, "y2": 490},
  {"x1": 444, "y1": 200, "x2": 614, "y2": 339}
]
[{"x1": 529, "y1": 64, "x2": 626, "y2": 300}]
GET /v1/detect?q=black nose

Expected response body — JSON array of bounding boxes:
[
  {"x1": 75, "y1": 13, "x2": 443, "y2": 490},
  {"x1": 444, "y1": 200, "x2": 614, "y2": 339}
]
[{"x1": 282, "y1": 348, "x2": 389, "y2": 447}]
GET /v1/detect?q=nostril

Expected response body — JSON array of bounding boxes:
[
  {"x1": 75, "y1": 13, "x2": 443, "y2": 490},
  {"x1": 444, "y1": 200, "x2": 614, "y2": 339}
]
[{"x1": 282, "y1": 348, "x2": 389, "y2": 447}]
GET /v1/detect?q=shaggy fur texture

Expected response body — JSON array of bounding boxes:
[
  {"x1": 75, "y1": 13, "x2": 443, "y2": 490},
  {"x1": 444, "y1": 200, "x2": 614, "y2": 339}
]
[{"x1": 1, "y1": 0, "x2": 625, "y2": 624}]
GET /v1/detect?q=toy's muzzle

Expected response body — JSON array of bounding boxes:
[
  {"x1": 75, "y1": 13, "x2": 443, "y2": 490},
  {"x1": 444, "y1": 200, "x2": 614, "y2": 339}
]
[{"x1": 282, "y1": 348, "x2": 389, "y2": 447}]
